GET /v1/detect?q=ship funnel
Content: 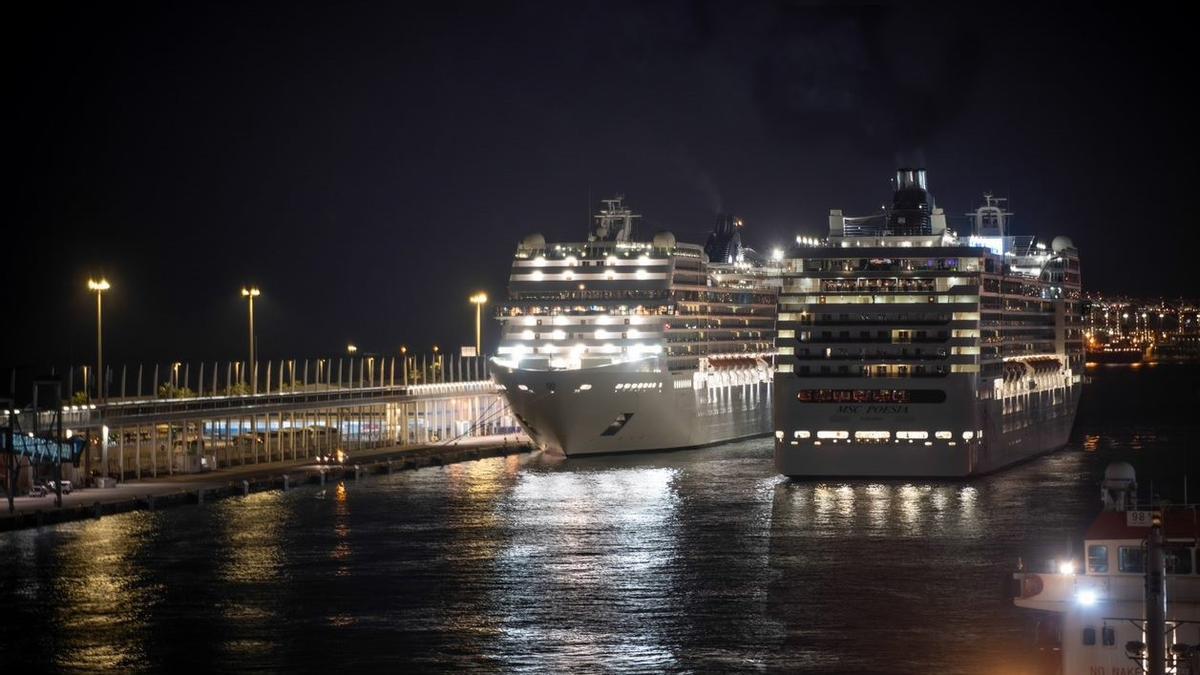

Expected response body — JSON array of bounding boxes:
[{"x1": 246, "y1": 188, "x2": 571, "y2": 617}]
[
  {"x1": 705, "y1": 213, "x2": 744, "y2": 264},
  {"x1": 1101, "y1": 462, "x2": 1137, "y2": 512},
  {"x1": 894, "y1": 167, "x2": 927, "y2": 191},
  {"x1": 887, "y1": 167, "x2": 934, "y2": 236}
]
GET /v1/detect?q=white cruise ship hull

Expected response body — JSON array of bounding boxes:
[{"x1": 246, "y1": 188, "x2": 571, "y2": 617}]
[
  {"x1": 773, "y1": 374, "x2": 1082, "y2": 478},
  {"x1": 493, "y1": 359, "x2": 772, "y2": 456}
]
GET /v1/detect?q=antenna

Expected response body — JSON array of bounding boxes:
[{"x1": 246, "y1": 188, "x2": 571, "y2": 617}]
[{"x1": 588, "y1": 195, "x2": 640, "y2": 242}]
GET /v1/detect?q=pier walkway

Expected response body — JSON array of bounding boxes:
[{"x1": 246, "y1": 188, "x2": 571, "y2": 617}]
[{"x1": 2, "y1": 434, "x2": 532, "y2": 530}]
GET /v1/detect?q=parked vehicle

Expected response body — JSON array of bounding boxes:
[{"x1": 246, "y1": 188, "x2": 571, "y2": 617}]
[
  {"x1": 315, "y1": 449, "x2": 347, "y2": 465},
  {"x1": 46, "y1": 480, "x2": 72, "y2": 494},
  {"x1": 28, "y1": 484, "x2": 47, "y2": 497}
]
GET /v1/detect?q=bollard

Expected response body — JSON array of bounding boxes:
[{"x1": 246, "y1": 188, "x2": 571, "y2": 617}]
[
  {"x1": 197, "y1": 489, "x2": 205, "y2": 504},
  {"x1": 387, "y1": 460, "x2": 394, "y2": 475},
  {"x1": 36, "y1": 511, "x2": 44, "y2": 528},
  {"x1": 93, "y1": 501, "x2": 102, "y2": 519},
  {"x1": 320, "y1": 470, "x2": 326, "y2": 486},
  {"x1": 283, "y1": 475, "x2": 290, "y2": 492},
  {"x1": 354, "y1": 464, "x2": 361, "y2": 480},
  {"x1": 241, "y1": 480, "x2": 250, "y2": 496},
  {"x1": 146, "y1": 495, "x2": 155, "y2": 511}
]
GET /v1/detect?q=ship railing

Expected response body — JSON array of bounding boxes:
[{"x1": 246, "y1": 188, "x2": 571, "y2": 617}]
[
  {"x1": 796, "y1": 336, "x2": 950, "y2": 344},
  {"x1": 791, "y1": 319, "x2": 953, "y2": 327},
  {"x1": 790, "y1": 370, "x2": 950, "y2": 379},
  {"x1": 1018, "y1": 568, "x2": 1200, "y2": 604},
  {"x1": 791, "y1": 353, "x2": 950, "y2": 362}
]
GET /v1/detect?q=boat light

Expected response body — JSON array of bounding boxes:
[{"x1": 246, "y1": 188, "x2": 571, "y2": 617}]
[{"x1": 1058, "y1": 560, "x2": 1076, "y2": 576}]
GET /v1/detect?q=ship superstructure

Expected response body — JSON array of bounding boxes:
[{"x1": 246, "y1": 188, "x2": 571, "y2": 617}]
[
  {"x1": 774, "y1": 168, "x2": 1084, "y2": 477},
  {"x1": 492, "y1": 197, "x2": 779, "y2": 456}
]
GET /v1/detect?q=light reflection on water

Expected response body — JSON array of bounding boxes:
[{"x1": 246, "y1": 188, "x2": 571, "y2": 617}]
[
  {"x1": 50, "y1": 514, "x2": 160, "y2": 670},
  {"x1": 493, "y1": 467, "x2": 682, "y2": 671},
  {"x1": 0, "y1": 364, "x2": 1196, "y2": 672}
]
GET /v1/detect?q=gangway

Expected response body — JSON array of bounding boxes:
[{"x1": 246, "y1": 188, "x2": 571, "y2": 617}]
[{"x1": 0, "y1": 433, "x2": 86, "y2": 465}]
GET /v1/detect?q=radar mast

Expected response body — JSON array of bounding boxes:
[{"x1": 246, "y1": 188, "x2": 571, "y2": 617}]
[{"x1": 588, "y1": 196, "x2": 640, "y2": 242}]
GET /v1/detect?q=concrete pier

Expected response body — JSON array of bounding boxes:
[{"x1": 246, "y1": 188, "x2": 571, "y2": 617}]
[{"x1": 1, "y1": 435, "x2": 532, "y2": 531}]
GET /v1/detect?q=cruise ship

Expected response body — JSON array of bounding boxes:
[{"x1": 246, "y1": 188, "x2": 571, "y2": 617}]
[
  {"x1": 774, "y1": 168, "x2": 1084, "y2": 477},
  {"x1": 491, "y1": 197, "x2": 779, "y2": 456}
]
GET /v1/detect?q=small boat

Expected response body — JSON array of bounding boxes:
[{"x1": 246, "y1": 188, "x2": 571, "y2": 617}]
[{"x1": 1011, "y1": 462, "x2": 1200, "y2": 674}]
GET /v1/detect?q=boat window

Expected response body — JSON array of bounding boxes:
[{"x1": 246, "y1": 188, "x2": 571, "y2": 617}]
[
  {"x1": 1102, "y1": 626, "x2": 1115, "y2": 646},
  {"x1": 1082, "y1": 627, "x2": 1096, "y2": 646},
  {"x1": 1087, "y1": 545, "x2": 1109, "y2": 573},
  {"x1": 1119, "y1": 546, "x2": 1146, "y2": 574},
  {"x1": 1165, "y1": 546, "x2": 1193, "y2": 575}
]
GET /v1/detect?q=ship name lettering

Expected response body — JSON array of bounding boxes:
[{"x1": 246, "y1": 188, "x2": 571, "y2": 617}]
[{"x1": 836, "y1": 405, "x2": 910, "y2": 414}]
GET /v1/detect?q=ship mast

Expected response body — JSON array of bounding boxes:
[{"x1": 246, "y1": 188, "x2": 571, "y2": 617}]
[{"x1": 588, "y1": 195, "x2": 640, "y2": 242}]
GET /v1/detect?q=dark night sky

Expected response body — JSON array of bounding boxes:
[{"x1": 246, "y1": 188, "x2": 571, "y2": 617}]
[{"x1": 8, "y1": 2, "x2": 1195, "y2": 368}]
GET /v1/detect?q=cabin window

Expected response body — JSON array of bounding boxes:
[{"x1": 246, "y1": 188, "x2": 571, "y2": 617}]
[
  {"x1": 1165, "y1": 546, "x2": 1193, "y2": 575},
  {"x1": 1119, "y1": 546, "x2": 1146, "y2": 573},
  {"x1": 1087, "y1": 545, "x2": 1109, "y2": 573},
  {"x1": 1102, "y1": 626, "x2": 1116, "y2": 646},
  {"x1": 1082, "y1": 627, "x2": 1096, "y2": 646}
]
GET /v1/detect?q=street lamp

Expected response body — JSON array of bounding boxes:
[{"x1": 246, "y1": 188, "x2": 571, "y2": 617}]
[
  {"x1": 469, "y1": 292, "x2": 488, "y2": 355},
  {"x1": 400, "y1": 346, "x2": 408, "y2": 386},
  {"x1": 433, "y1": 344, "x2": 441, "y2": 383},
  {"x1": 241, "y1": 287, "x2": 261, "y2": 391},
  {"x1": 87, "y1": 278, "x2": 110, "y2": 402}
]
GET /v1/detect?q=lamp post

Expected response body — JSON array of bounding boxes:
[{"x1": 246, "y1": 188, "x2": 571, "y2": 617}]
[
  {"x1": 241, "y1": 287, "x2": 261, "y2": 391},
  {"x1": 469, "y1": 292, "x2": 488, "y2": 355},
  {"x1": 433, "y1": 345, "x2": 441, "y2": 383},
  {"x1": 87, "y1": 278, "x2": 110, "y2": 402},
  {"x1": 400, "y1": 346, "x2": 408, "y2": 386}
]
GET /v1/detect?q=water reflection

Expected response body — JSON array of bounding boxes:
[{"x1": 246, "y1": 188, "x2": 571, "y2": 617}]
[
  {"x1": 767, "y1": 479, "x2": 1002, "y2": 671},
  {"x1": 215, "y1": 490, "x2": 290, "y2": 662},
  {"x1": 48, "y1": 514, "x2": 159, "y2": 670},
  {"x1": 217, "y1": 491, "x2": 288, "y2": 585},
  {"x1": 332, "y1": 482, "x2": 351, "y2": 576},
  {"x1": 492, "y1": 466, "x2": 682, "y2": 671}
]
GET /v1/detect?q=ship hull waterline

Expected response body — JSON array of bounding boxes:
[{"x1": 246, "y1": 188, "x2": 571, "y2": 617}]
[
  {"x1": 773, "y1": 375, "x2": 1082, "y2": 478},
  {"x1": 493, "y1": 360, "x2": 773, "y2": 457}
]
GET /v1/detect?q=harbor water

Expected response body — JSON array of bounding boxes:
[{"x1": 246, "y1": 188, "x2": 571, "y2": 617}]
[{"x1": 2, "y1": 364, "x2": 1197, "y2": 673}]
